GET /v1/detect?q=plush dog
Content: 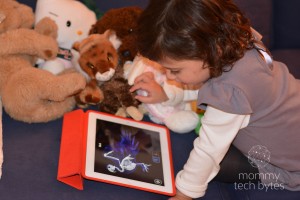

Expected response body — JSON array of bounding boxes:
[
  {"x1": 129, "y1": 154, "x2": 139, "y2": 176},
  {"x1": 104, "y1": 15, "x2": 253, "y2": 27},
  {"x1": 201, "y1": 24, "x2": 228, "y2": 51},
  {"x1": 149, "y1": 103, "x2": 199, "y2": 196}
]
[
  {"x1": 89, "y1": 6, "x2": 143, "y2": 64},
  {"x1": 72, "y1": 30, "x2": 143, "y2": 120}
]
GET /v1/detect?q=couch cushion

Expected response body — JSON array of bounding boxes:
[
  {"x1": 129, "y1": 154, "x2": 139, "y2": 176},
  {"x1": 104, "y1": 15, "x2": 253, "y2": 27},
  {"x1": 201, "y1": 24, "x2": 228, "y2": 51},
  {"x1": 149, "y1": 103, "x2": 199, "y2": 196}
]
[
  {"x1": 234, "y1": 0, "x2": 273, "y2": 48},
  {"x1": 272, "y1": 49, "x2": 300, "y2": 79},
  {"x1": 95, "y1": 0, "x2": 148, "y2": 13},
  {"x1": 273, "y1": 0, "x2": 300, "y2": 49}
]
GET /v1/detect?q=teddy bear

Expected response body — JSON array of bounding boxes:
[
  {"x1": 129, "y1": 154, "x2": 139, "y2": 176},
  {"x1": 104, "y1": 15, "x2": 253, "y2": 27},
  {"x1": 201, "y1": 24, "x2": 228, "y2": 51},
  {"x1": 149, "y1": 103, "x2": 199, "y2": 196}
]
[
  {"x1": 0, "y1": 0, "x2": 86, "y2": 123},
  {"x1": 34, "y1": 0, "x2": 97, "y2": 75},
  {"x1": 0, "y1": 0, "x2": 87, "y2": 180},
  {"x1": 89, "y1": 6, "x2": 143, "y2": 65},
  {"x1": 72, "y1": 30, "x2": 143, "y2": 121},
  {"x1": 126, "y1": 55, "x2": 200, "y2": 133}
]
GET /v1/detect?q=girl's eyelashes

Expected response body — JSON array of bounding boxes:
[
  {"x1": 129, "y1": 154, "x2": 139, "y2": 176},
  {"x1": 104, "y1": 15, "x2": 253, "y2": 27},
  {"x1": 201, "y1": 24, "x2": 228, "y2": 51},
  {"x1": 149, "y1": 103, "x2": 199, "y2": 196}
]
[{"x1": 170, "y1": 70, "x2": 180, "y2": 75}]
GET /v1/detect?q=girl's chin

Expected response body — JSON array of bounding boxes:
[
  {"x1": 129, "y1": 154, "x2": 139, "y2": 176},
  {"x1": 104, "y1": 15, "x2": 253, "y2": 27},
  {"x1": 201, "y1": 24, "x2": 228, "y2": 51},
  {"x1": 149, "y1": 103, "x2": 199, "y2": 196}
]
[
  {"x1": 195, "y1": 83, "x2": 204, "y2": 88},
  {"x1": 182, "y1": 83, "x2": 203, "y2": 89}
]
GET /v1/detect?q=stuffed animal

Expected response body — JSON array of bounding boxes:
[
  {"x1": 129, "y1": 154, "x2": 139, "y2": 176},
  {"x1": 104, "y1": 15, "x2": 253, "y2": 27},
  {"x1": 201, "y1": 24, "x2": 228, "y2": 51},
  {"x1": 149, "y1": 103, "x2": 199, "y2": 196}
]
[
  {"x1": 0, "y1": 0, "x2": 86, "y2": 123},
  {"x1": 35, "y1": 0, "x2": 97, "y2": 75},
  {"x1": 0, "y1": 0, "x2": 34, "y2": 31},
  {"x1": 89, "y1": 6, "x2": 143, "y2": 65},
  {"x1": 0, "y1": 0, "x2": 86, "y2": 180},
  {"x1": 72, "y1": 30, "x2": 143, "y2": 121},
  {"x1": 72, "y1": 30, "x2": 122, "y2": 107},
  {"x1": 127, "y1": 56, "x2": 200, "y2": 133}
]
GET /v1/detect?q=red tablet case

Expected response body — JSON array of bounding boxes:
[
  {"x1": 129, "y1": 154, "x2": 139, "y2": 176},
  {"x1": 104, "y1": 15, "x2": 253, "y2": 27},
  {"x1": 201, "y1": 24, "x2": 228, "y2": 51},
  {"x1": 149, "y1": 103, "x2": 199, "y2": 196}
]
[
  {"x1": 57, "y1": 109, "x2": 175, "y2": 195},
  {"x1": 57, "y1": 109, "x2": 86, "y2": 190}
]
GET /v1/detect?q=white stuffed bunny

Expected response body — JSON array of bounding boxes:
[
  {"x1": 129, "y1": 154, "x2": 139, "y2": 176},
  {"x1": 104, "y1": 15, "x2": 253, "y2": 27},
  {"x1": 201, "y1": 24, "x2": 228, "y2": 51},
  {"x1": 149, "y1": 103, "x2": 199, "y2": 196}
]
[
  {"x1": 35, "y1": 0, "x2": 97, "y2": 74},
  {"x1": 126, "y1": 56, "x2": 200, "y2": 133}
]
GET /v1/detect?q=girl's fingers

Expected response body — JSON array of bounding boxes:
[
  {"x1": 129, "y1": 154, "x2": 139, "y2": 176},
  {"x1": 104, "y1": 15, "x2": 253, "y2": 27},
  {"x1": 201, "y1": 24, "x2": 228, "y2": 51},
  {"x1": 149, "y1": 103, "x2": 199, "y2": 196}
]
[
  {"x1": 134, "y1": 72, "x2": 155, "y2": 84},
  {"x1": 130, "y1": 81, "x2": 147, "y2": 93}
]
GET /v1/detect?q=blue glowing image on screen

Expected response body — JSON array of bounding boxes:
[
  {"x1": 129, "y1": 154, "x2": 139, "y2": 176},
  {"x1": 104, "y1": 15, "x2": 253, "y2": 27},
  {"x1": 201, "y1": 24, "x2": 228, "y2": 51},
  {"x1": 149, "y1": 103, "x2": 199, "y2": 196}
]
[{"x1": 94, "y1": 119, "x2": 164, "y2": 186}]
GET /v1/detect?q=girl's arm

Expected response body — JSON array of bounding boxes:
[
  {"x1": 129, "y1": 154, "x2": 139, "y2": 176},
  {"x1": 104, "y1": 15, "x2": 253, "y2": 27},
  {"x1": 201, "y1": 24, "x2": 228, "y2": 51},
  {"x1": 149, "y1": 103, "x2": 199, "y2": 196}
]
[{"x1": 175, "y1": 106, "x2": 250, "y2": 198}]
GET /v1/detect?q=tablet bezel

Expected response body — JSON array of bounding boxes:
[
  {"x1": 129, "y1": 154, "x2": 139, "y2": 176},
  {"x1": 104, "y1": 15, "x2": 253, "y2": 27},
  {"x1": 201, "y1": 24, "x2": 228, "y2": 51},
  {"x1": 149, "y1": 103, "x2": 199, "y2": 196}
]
[{"x1": 82, "y1": 111, "x2": 175, "y2": 196}]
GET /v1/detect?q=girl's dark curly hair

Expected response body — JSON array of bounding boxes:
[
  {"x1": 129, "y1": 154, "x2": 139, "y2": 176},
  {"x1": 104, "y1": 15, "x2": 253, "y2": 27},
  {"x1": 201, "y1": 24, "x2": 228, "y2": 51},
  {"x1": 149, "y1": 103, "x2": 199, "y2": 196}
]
[{"x1": 136, "y1": 0, "x2": 254, "y2": 77}]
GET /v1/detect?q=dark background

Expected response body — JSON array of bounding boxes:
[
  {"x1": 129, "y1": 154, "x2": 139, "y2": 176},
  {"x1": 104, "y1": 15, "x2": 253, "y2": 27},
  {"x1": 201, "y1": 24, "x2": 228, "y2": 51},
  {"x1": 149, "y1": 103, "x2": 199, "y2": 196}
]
[{"x1": 18, "y1": 0, "x2": 149, "y2": 12}]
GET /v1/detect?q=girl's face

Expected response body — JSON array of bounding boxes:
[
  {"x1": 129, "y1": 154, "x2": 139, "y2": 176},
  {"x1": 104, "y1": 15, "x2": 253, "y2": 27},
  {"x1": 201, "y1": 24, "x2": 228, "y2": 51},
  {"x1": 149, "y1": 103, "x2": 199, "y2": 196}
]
[{"x1": 159, "y1": 57, "x2": 210, "y2": 87}]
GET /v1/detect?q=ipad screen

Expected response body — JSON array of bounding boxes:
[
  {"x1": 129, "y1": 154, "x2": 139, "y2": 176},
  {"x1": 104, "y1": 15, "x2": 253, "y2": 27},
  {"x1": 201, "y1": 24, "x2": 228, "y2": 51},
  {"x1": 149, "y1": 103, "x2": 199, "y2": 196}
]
[
  {"x1": 84, "y1": 111, "x2": 174, "y2": 195},
  {"x1": 94, "y1": 119, "x2": 165, "y2": 186}
]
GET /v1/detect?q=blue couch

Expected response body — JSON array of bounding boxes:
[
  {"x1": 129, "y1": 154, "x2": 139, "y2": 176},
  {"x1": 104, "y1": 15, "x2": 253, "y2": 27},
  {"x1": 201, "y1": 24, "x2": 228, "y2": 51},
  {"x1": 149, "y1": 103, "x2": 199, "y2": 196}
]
[
  {"x1": 1, "y1": 1, "x2": 300, "y2": 200},
  {"x1": 234, "y1": 0, "x2": 300, "y2": 79}
]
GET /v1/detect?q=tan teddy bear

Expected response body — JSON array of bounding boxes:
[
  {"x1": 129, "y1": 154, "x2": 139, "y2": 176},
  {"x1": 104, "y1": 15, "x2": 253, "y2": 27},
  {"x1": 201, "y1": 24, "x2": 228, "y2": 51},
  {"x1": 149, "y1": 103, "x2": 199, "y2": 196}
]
[
  {"x1": 0, "y1": 0, "x2": 87, "y2": 179},
  {"x1": 0, "y1": 0, "x2": 86, "y2": 123}
]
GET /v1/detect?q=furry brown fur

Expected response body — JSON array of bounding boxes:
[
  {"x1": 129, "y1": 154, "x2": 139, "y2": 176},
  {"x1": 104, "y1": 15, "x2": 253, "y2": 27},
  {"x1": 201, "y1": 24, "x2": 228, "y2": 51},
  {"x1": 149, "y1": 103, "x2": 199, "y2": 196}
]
[
  {"x1": 73, "y1": 31, "x2": 142, "y2": 120},
  {"x1": 89, "y1": 6, "x2": 143, "y2": 64},
  {"x1": 98, "y1": 62, "x2": 141, "y2": 119},
  {"x1": 0, "y1": 0, "x2": 86, "y2": 123}
]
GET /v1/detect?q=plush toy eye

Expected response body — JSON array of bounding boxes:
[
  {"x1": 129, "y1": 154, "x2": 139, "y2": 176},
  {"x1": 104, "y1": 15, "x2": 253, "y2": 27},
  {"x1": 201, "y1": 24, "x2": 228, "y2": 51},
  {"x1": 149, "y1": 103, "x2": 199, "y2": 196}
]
[
  {"x1": 66, "y1": 20, "x2": 71, "y2": 27},
  {"x1": 107, "y1": 53, "x2": 113, "y2": 62},
  {"x1": 128, "y1": 28, "x2": 133, "y2": 33},
  {"x1": 87, "y1": 62, "x2": 95, "y2": 69}
]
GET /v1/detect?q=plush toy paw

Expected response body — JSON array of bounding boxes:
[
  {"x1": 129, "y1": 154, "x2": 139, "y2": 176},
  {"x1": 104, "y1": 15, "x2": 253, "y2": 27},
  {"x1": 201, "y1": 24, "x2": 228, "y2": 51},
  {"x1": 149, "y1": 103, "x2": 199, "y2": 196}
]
[
  {"x1": 126, "y1": 106, "x2": 143, "y2": 121},
  {"x1": 34, "y1": 17, "x2": 58, "y2": 39},
  {"x1": 1, "y1": 67, "x2": 86, "y2": 123},
  {"x1": 75, "y1": 79, "x2": 104, "y2": 108},
  {"x1": 115, "y1": 107, "x2": 127, "y2": 118},
  {"x1": 34, "y1": 32, "x2": 59, "y2": 60},
  {"x1": 47, "y1": 70, "x2": 86, "y2": 101}
]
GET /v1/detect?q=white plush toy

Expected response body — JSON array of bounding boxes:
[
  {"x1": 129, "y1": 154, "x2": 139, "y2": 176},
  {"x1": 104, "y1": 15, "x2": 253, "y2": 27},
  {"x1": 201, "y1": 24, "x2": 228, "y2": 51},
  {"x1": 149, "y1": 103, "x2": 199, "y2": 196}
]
[
  {"x1": 126, "y1": 56, "x2": 200, "y2": 133},
  {"x1": 35, "y1": 0, "x2": 97, "y2": 74}
]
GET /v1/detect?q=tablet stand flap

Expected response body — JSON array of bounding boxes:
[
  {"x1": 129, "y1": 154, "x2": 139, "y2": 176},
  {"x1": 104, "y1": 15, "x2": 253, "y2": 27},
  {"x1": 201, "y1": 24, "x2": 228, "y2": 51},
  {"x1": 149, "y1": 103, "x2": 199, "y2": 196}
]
[{"x1": 57, "y1": 109, "x2": 85, "y2": 190}]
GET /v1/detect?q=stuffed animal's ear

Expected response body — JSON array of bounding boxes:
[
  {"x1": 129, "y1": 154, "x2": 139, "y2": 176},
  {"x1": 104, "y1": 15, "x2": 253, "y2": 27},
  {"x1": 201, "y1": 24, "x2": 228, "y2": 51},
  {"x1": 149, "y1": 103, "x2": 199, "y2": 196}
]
[
  {"x1": 104, "y1": 29, "x2": 122, "y2": 50},
  {"x1": 72, "y1": 41, "x2": 80, "y2": 51}
]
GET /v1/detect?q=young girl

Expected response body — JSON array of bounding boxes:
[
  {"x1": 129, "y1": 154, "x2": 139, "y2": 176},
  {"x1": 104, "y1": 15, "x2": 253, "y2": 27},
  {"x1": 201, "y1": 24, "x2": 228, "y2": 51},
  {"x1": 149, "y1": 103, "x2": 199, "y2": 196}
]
[{"x1": 130, "y1": 0, "x2": 300, "y2": 199}]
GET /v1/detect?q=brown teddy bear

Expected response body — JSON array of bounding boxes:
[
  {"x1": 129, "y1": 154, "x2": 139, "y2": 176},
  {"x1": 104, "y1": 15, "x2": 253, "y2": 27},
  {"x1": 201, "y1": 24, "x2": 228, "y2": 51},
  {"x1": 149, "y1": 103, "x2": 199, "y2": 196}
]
[
  {"x1": 89, "y1": 6, "x2": 143, "y2": 64},
  {"x1": 72, "y1": 30, "x2": 143, "y2": 121},
  {"x1": 0, "y1": 0, "x2": 86, "y2": 123}
]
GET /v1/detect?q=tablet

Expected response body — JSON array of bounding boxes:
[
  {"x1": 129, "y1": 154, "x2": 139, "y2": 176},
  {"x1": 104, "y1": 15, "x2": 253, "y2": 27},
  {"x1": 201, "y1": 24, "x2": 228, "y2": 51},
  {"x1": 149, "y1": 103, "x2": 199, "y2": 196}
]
[{"x1": 82, "y1": 111, "x2": 175, "y2": 196}]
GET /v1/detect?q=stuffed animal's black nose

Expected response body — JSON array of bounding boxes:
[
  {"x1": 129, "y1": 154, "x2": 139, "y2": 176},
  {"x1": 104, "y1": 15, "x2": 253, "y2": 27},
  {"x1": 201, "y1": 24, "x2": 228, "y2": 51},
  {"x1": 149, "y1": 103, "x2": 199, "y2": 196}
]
[{"x1": 122, "y1": 50, "x2": 131, "y2": 58}]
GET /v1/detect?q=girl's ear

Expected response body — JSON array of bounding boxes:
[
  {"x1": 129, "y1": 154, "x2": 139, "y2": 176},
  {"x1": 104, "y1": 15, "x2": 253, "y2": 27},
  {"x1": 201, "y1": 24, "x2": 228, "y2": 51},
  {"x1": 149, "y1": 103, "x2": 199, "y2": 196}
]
[{"x1": 104, "y1": 29, "x2": 122, "y2": 50}]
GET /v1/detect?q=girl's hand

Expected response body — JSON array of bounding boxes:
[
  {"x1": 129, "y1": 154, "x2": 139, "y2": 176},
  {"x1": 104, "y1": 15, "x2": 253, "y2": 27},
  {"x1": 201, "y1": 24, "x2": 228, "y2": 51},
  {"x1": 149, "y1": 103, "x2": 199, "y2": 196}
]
[
  {"x1": 169, "y1": 190, "x2": 192, "y2": 200},
  {"x1": 129, "y1": 72, "x2": 168, "y2": 104}
]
